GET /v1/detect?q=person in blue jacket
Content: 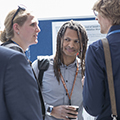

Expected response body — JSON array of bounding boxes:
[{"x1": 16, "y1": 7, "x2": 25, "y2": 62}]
[
  {"x1": 83, "y1": 0, "x2": 120, "y2": 120},
  {"x1": 0, "y1": 46, "x2": 43, "y2": 120}
]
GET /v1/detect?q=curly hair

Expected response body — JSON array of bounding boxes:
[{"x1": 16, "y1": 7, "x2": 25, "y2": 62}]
[
  {"x1": 53, "y1": 20, "x2": 88, "y2": 82},
  {"x1": 93, "y1": 0, "x2": 120, "y2": 25}
]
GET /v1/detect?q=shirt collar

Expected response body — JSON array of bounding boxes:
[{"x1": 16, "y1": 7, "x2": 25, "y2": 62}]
[
  {"x1": 61, "y1": 57, "x2": 80, "y2": 68},
  {"x1": 108, "y1": 25, "x2": 120, "y2": 35},
  {"x1": 9, "y1": 39, "x2": 24, "y2": 53}
]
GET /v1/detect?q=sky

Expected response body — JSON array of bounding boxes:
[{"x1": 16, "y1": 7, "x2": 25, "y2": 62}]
[{"x1": 0, "y1": 0, "x2": 97, "y2": 30}]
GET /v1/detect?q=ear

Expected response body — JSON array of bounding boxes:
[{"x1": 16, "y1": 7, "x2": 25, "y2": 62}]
[{"x1": 13, "y1": 23, "x2": 20, "y2": 34}]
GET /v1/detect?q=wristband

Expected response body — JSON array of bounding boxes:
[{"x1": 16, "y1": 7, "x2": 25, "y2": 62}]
[{"x1": 47, "y1": 105, "x2": 53, "y2": 116}]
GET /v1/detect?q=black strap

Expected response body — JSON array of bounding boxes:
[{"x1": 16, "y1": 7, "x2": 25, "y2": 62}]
[
  {"x1": 29, "y1": 61, "x2": 45, "y2": 120},
  {"x1": 38, "y1": 59, "x2": 49, "y2": 86},
  {"x1": 37, "y1": 58, "x2": 49, "y2": 119}
]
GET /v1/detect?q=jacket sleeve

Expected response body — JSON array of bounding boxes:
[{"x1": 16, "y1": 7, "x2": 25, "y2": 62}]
[
  {"x1": 83, "y1": 44, "x2": 105, "y2": 116},
  {"x1": 4, "y1": 53, "x2": 43, "y2": 120}
]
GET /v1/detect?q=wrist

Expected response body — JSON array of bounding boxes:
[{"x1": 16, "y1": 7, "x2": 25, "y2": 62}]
[{"x1": 46, "y1": 105, "x2": 53, "y2": 116}]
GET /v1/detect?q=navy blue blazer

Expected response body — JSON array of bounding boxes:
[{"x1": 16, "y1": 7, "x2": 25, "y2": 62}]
[
  {"x1": 0, "y1": 46, "x2": 43, "y2": 120},
  {"x1": 83, "y1": 25, "x2": 120, "y2": 120}
]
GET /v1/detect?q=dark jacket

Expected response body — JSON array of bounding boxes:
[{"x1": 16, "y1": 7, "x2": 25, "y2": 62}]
[
  {"x1": 1, "y1": 39, "x2": 45, "y2": 119},
  {"x1": 0, "y1": 46, "x2": 43, "y2": 120},
  {"x1": 83, "y1": 25, "x2": 120, "y2": 120}
]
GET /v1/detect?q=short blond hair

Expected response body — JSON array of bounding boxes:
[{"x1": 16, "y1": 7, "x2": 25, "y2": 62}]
[{"x1": 93, "y1": 0, "x2": 120, "y2": 25}]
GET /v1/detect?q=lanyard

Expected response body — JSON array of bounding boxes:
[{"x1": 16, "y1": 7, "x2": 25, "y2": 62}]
[
  {"x1": 107, "y1": 30, "x2": 120, "y2": 36},
  {"x1": 59, "y1": 60, "x2": 79, "y2": 105}
]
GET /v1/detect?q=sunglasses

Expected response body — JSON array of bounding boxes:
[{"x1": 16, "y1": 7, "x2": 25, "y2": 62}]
[{"x1": 11, "y1": 5, "x2": 26, "y2": 26}]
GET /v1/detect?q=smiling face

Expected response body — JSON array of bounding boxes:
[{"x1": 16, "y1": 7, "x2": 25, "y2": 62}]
[
  {"x1": 61, "y1": 28, "x2": 80, "y2": 61},
  {"x1": 18, "y1": 15, "x2": 40, "y2": 48}
]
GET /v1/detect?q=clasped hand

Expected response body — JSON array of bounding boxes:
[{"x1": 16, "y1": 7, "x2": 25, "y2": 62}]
[{"x1": 51, "y1": 105, "x2": 78, "y2": 120}]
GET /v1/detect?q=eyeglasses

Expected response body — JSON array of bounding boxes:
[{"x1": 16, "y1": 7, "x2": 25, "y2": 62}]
[
  {"x1": 11, "y1": 5, "x2": 26, "y2": 26},
  {"x1": 93, "y1": 10, "x2": 98, "y2": 17}
]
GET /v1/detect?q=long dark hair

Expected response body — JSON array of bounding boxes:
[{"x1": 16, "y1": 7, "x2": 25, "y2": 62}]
[{"x1": 53, "y1": 20, "x2": 88, "y2": 82}]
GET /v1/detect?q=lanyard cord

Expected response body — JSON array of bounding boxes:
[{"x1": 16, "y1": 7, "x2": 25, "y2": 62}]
[
  {"x1": 59, "y1": 60, "x2": 79, "y2": 105},
  {"x1": 107, "y1": 30, "x2": 120, "y2": 37}
]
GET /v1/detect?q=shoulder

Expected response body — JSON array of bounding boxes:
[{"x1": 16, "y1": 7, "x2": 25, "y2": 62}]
[
  {"x1": 86, "y1": 39, "x2": 104, "y2": 59},
  {"x1": 32, "y1": 55, "x2": 54, "y2": 71},
  {"x1": 0, "y1": 46, "x2": 25, "y2": 60},
  {"x1": 86, "y1": 39, "x2": 105, "y2": 69},
  {"x1": 37, "y1": 55, "x2": 54, "y2": 61},
  {"x1": 0, "y1": 46, "x2": 28, "y2": 73},
  {"x1": 88, "y1": 39, "x2": 103, "y2": 52},
  {"x1": 37, "y1": 55, "x2": 54, "y2": 66}
]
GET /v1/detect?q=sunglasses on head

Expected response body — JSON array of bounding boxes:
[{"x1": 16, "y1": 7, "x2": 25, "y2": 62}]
[{"x1": 11, "y1": 5, "x2": 26, "y2": 26}]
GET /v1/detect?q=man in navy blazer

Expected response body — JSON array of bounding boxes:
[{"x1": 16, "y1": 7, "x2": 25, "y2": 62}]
[{"x1": 0, "y1": 46, "x2": 43, "y2": 120}]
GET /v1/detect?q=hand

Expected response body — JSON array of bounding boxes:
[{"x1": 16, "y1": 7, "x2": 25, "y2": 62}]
[{"x1": 51, "y1": 105, "x2": 78, "y2": 120}]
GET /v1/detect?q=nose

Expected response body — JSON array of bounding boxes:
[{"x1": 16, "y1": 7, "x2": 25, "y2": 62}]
[
  {"x1": 95, "y1": 16, "x2": 98, "y2": 20},
  {"x1": 36, "y1": 25, "x2": 41, "y2": 33},
  {"x1": 68, "y1": 41, "x2": 74, "y2": 48}
]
